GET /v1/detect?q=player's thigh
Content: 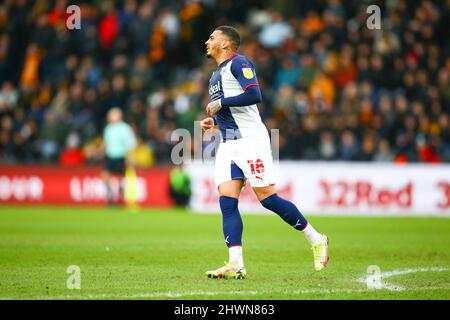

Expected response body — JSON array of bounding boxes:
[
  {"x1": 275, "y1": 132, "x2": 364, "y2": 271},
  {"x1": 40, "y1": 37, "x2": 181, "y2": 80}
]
[
  {"x1": 218, "y1": 179, "x2": 244, "y2": 198},
  {"x1": 214, "y1": 142, "x2": 245, "y2": 190}
]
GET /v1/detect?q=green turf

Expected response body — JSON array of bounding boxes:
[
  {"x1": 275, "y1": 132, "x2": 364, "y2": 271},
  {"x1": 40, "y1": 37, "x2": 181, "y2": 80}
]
[{"x1": 0, "y1": 206, "x2": 449, "y2": 300}]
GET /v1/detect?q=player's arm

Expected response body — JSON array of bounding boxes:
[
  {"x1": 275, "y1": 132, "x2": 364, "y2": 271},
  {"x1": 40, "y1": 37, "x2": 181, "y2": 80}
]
[
  {"x1": 124, "y1": 125, "x2": 137, "y2": 167},
  {"x1": 221, "y1": 85, "x2": 262, "y2": 107},
  {"x1": 206, "y1": 57, "x2": 261, "y2": 115},
  {"x1": 125, "y1": 125, "x2": 137, "y2": 153},
  {"x1": 101, "y1": 127, "x2": 108, "y2": 154},
  {"x1": 226, "y1": 56, "x2": 262, "y2": 107},
  {"x1": 206, "y1": 86, "x2": 261, "y2": 115}
]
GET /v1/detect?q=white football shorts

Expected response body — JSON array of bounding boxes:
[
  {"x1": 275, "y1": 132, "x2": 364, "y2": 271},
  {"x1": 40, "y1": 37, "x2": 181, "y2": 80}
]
[{"x1": 214, "y1": 134, "x2": 276, "y2": 189}]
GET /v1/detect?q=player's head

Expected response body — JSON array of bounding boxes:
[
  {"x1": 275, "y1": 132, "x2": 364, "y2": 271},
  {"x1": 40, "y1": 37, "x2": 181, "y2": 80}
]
[
  {"x1": 107, "y1": 107, "x2": 123, "y2": 124},
  {"x1": 205, "y1": 26, "x2": 240, "y2": 60}
]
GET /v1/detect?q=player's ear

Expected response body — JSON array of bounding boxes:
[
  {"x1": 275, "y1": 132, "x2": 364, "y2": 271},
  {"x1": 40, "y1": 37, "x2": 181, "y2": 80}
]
[{"x1": 221, "y1": 39, "x2": 229, "y2": 49}]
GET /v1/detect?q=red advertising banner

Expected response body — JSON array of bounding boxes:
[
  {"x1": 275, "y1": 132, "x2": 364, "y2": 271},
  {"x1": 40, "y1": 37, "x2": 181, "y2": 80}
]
[
  {"x1": 185, "y1": 161, "x2": 450, "y2": 216},
  {"x1": 0, "y1": 165, "x2": 173, "y2": 207}
]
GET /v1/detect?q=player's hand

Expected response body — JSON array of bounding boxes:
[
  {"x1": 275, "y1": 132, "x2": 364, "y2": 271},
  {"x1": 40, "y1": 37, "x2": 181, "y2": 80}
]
[
  {"x1": 200, "y1": 117, "x2": 215, "y2": 132},
  {"x1": 206, "y1": 99, "x2": 222, "y2": 116}
]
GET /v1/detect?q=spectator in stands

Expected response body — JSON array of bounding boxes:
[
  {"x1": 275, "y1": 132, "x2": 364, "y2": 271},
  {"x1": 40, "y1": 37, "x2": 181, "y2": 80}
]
[
  {"x1": 338, "y1": 130, "x2": 359, "y2": 161},
  {"x1": 319, "y1": 130, "x2": 336, "y2": 160},
  {"x1": 0, "y1": 81, "x2": 18, "y2": 112},
  {"x1": 59, "y1": 132, "x2": 85, "y2": 166},
  {"x1": 0, "y1": 0, "x2": 447, "y2": 166},
  {"x1": 37, "y1": 109, "x2": 67, "y2": 162},
  {"x1": 374, "y1": 139, "x2": 395, "y2": 162}
]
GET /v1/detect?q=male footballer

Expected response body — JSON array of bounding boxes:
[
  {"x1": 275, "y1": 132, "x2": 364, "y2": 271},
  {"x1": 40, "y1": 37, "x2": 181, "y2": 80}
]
[{"x1": 201, "y1": 26, "x2": 329, "y2": 279}]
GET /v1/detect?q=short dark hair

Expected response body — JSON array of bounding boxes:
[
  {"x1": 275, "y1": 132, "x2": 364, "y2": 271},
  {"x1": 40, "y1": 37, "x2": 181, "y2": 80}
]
[{"x1": 215, "y1": 26, "x2": 241, "y2": 51}]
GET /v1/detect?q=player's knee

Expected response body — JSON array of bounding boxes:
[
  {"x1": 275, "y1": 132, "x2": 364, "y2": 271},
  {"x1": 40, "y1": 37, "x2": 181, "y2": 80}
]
[
  {"x1": 218, "y1": 180, "x2": 242, "y2": 198},
  {"x1": 219, "y1": 190, "x2": 240, "y2": 198},
  {"x1": 253, "y1": 186, "x2": 276, "y2": 202}
]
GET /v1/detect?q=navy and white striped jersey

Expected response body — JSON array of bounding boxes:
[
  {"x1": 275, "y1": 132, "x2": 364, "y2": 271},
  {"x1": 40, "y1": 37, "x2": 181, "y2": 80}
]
[{"x1": 208, "y1": 54, "x2": 267, "y2": 141}]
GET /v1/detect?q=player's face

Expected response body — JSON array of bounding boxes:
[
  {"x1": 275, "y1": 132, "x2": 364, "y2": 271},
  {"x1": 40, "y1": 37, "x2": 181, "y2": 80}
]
[{"x1": 205, "y1": 30, "x2": 226, "y2": 59}]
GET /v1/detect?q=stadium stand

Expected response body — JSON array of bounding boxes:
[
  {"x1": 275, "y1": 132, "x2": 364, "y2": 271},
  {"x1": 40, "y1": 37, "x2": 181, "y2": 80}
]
[{"x1": 0, "y1": 0, "x2": 448, "y2": 165}]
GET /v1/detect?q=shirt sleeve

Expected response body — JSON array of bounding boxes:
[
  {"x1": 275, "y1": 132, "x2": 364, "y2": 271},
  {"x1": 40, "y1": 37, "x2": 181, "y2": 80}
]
[
  {"x1": 220, "y1": 85, "x2": 262, "y2": 107},
  {"x1": 230, "y1": 56, "x2": 259, "y2": 91}
]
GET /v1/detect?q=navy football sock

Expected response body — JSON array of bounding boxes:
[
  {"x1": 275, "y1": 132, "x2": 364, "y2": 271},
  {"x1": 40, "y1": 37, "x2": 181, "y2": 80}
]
[
  {"x1": 219, "y1": 196, "x2": 243, "y2": 247},
  {"x1": 260, "y1": 193, "x2": 308, "y2": 231}
]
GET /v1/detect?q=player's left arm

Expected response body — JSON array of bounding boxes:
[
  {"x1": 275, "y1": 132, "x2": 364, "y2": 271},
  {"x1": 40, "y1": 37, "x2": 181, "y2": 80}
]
[
  {"x1": 223, "y1": 57, "x2": 261, "y2": 106},
  {"x1": 220, "y1": 85, "x2": 262, "y2": 107},
  {"x1": 206, "y1": 57, "x2": 262, "y2": 115}
]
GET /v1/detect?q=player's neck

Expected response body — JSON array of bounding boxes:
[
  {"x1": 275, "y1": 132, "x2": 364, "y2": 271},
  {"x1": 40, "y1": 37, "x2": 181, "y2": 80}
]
[{"x1": 215, "y1": 50, "x2": 237, "y2": 66}]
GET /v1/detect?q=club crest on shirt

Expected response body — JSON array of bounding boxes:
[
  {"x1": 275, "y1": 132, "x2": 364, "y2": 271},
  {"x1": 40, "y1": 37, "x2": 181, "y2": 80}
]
[{"x1": 242, "y1": 68, "x2": 254, "y2": 79}]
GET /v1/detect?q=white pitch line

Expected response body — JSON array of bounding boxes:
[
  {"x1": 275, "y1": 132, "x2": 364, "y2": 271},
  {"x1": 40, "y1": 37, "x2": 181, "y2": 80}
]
[
  {"x1": 380, "y1": 267, "x2": 448, "y2": 278},
  {"x1": 8, "y1": 289, "x2": 368, "y2": 300},
  {"x1": 2, "y1": 286, "x2": 450, "y2": 300},
  {"x1": 356, "y1": 267, "x2": 449, "y2": 291},
  {"x1": 1, "y1": 267, "x2": 449, "y2": 300}
]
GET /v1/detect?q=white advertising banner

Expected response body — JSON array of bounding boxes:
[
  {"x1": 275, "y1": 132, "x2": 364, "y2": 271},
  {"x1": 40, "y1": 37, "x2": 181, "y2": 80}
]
[{"x1": 185, "y1": 161, "x2": 450, "y2": 216}]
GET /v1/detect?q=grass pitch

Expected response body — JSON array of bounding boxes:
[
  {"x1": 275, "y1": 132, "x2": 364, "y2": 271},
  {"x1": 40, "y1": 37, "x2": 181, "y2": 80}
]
[{"x1": 0, "y1": 206, "x2": 449, "y2": 300}]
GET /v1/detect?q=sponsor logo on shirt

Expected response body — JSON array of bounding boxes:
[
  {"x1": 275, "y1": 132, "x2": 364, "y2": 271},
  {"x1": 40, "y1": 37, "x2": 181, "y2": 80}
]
[{"x1": 209, "y1": 80, "x2": 221, "y2": 96}]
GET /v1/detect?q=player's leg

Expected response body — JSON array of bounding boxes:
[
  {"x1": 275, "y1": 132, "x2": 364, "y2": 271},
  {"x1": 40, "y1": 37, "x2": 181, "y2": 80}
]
[
  {"x1": 253, "y1": 185, "x2": 329, "y2": 271},
  {"x1": 101, "y1": 165, "x2": 113, "y2": 204},
  {"x1": 115, "y1": 158, "x2": 126, "y2": 204},
  {"x1": 235, "y1": 134, "x2": 329, "y2": 271},
  {"x1": 206, "y1": 144, "x2": 247, "y2": 279},
  {"x1": 102, "y1": 157, "x2": 126, "y2": 205},
  {"x1": 253, "y1": 185, "x2": 318, "y2": 238},
  {"x1": 206, "y1": 179, "x2": 247, "y2": 279},
  {"x1": 218, "y1": 178, "x2": 244, "y2": 264},
  {"x1": 218, "y1": 178, "x2": 243, "y2": 198}
]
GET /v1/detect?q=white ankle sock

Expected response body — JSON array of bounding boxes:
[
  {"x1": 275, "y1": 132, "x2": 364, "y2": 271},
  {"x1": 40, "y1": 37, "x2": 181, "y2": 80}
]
[
  {"x1": 229, "y1": 246, "x2": 244, "y2": 267},
  {"x1": 301, "y1": 224, "x2": 322, "y2": 245}
]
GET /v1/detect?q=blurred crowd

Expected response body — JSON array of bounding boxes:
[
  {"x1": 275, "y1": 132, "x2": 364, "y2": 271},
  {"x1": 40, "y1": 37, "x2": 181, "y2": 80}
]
[{"x1": 0, "y1": 0, "x2": 449, "y2": 166}]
